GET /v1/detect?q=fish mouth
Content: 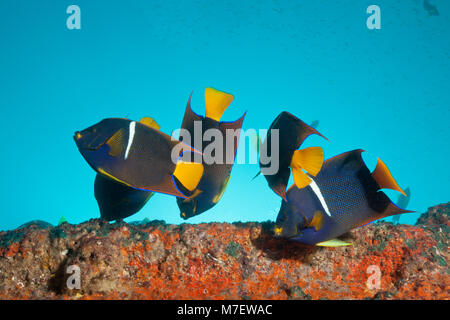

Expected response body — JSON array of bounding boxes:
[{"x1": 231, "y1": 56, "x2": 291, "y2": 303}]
[{"x1": 73, "y1": 131, "x2": 108, "y2": 151}]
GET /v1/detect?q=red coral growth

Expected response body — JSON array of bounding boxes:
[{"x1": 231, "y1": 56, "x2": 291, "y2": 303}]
[{"x1": 0, "y1": 204, "x2": 448, "y2": 300}]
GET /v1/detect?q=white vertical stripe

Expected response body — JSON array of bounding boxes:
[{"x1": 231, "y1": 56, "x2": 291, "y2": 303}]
[
  {"x1": 308, "y1": 177, "x2": 332, "y2": 217},
  {"x1": 124, "y1": 121, "x2": 136, "y2": 160}
]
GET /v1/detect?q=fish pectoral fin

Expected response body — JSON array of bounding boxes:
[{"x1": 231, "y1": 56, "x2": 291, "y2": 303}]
[
  {"x1": 173, "y1": 161, "x2": 204, "y2": 191},
  {"x1": 106, "y1": 129, "x2": 126, "y2": 157},
  {"x1": 291, "y1": 167, "x2": 312, "y2": 189},
  {"x1": 140, "y1": 117, "x2": 161, "y2": 130},
  {"x1": 291, "y1": 147, "x2": 324, "y2": 176},
  {"x1": 204, "y1": 87, "x2": 234, "y2": 122},
  {"x1": 307, "y1": 211, "x2": 325, "y2": 231},
  {"x1": 183, "y1": 189, "x2": 203, "y2": 203},
  {"x1": 371, "y1": 158, "x2": 406, "y2": 196},
  {"x1": 316, "y1": 239, "x2": 352, "y2": 247}
]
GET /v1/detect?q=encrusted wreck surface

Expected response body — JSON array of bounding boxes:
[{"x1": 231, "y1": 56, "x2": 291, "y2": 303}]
[{"x1": 0, "y1": 203, "x2": 448, "y2": 300}]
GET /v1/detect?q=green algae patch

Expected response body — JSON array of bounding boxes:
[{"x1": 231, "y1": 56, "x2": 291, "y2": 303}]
[
  {"x1": 436, "y1": 255, "x2": 447, "y2": 267},
  {"x1": 225, "y1": 241, "x2": 242, "y2": 258}
]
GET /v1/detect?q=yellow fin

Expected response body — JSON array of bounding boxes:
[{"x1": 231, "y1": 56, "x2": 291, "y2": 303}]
[
  {"x1": 307, "y1": 211, "x2": 324, "y2": 231},
  {"x1": 291, "y1": 147, "x2": 324, "y2": 176},
  {"x1": 316, "y1": 239, "x2": 352, "y2": 247},
  {"x1": 291, "y1": 167, "x2": 312, "y2": 189},
  {"x1": 106, "y1": 129, "x2": 125, "y2": 157},
  {"x1": 204, "y1": 87, "x2": 234, "y2": 122},
  {"x1": 140, "y1": 117, "x2": 161, "y2": 130},
  {"x1": 274, "y1": 226, "x2": 283, "y2": 236},
  {"x1": 372, "y1": 158, "x2": 406, "y2": 196},
  {"x1": 173, "y1": 161, "x2": 204, "y2": 191}
]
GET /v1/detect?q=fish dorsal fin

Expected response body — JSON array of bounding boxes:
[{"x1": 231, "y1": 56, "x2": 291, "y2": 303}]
[
  {"x1": 140, "y1": 117, "x2": 161, "y2": 130},
  {"x1": 204, "y1": 87, "x2": 234, "y2": 122},
  {"x1": 307, "y1": 211, "x2": 325, "y2": 231},
  {"x1": 291, "y1": 167, "x2": 312, "y2": 189},
  {"x1": 291, "y1": 147, "x2": 324, "y2": 177},
  {"x1": 173, "y1": 161, "x2": 204, "y2": 191},
  {"x1": 106, "y1": 129, "x2": 126, "y2": 157},
  {"x1": 316, "y1": 239, "x2": 352, "y2": 247},
  {"x1": 372, "y1": 158, "x2": 406, "y2": 196}
]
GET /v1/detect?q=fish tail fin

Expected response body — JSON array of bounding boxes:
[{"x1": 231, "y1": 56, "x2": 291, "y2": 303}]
[
  {"x1": 291, "y1": 147, "x2": 324, "y2": 176},
  {"x1": 372, "y1": 158, "x2": 406, "y2": 196},
  {"x1": 173, "y1": 161, "x2": 204, "y2": 191},
  {"x1": 140, "y1": 117, "x2": 161, "y2": 130},
  {"x1": 291, "y1": 166, "x2": 312, "y2": 189},
  {"x1": 204, "y1": 87, "x2": 234, "y2": 121}
]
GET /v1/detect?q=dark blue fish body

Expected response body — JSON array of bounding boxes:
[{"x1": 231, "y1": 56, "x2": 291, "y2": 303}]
[
  {"x1": 74, "y1": 118, "x2": 203, "y2": 199},
  {"x1": 94, "y1": 174, "x2": 153, "y2": 221},
  {"x1": 275, "y1": 150, "x2": 413, "y2": 245},
  {"x1": 176, "y1": 89, "x2": 245, "y2": 219}
]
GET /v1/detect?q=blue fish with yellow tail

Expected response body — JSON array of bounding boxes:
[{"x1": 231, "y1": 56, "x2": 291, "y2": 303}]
[
  {"x1": 274, "y1": 150, "x2": 414, "y2": 247},
  {"x1": 260, "y1": 111, "x2": 327, "y2": 201},
  {"x1": 176, "y1": 88, "x2": 245, "y2": 219},
  {"x1": 92, "y1": 117, "x2": 161, "y2": 221},
  {"x1": 74, "y1": 117, "x2": 204, "y2": 199}
]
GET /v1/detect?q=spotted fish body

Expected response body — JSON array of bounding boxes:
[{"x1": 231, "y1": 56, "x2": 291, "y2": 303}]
[
  {"x1": 176, "y1": 90, "x2": 245, "y2": 219},
  {"x1": 275, "y1": 150, "x2": 413, "y2": 245}
]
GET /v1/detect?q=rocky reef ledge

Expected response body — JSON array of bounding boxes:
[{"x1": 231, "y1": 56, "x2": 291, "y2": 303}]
[{"x1": 0, "y1": 204, "x2": 448, "y2": 300}]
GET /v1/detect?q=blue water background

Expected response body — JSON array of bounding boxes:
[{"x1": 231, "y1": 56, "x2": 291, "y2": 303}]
[{"x1": 0, "y1": 0, "x2": 448, "y2": 230}]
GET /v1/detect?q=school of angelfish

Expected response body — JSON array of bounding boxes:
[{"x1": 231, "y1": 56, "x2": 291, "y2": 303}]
[{"x1": 74, "y1": 87, "x2": 413, "y2": 247}]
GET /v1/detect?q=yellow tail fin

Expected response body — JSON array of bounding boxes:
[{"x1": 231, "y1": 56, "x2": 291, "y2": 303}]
[
  {"x1": 204, "y1": 87, "x2": 234, "y2": 122},
  {"x1": 140, "y1": 117, "x2": 161, "y2": 130},
  {"x1": 291, "y1": 147, "x2": 324, "y2": 176},
  {"x1": 292, "y1": 167, "x2": 312, "y2": 189},
  {"x1": 372, "y1": 158, "x2": 406, "y2": 196},
  {"x1": 173, "y1": 161, "x2": 204, "y2": 191}
]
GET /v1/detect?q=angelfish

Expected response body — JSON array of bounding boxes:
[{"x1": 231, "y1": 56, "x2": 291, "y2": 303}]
[
  {"x1": 260, "y1": 111, "x2": 327, "y2": 200},
  {"x1": 74, "y1": 117, "x2": 204, "y2": 199},
  {"x1": 273, "y1": 149, "x2": 414, "y2": 246},
  {"x1": 176, "y1": 88, "x2": 245, "y2": 219},
  {"x1": 93, "y1": 117, "x2": 161, "y2": 221}
]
